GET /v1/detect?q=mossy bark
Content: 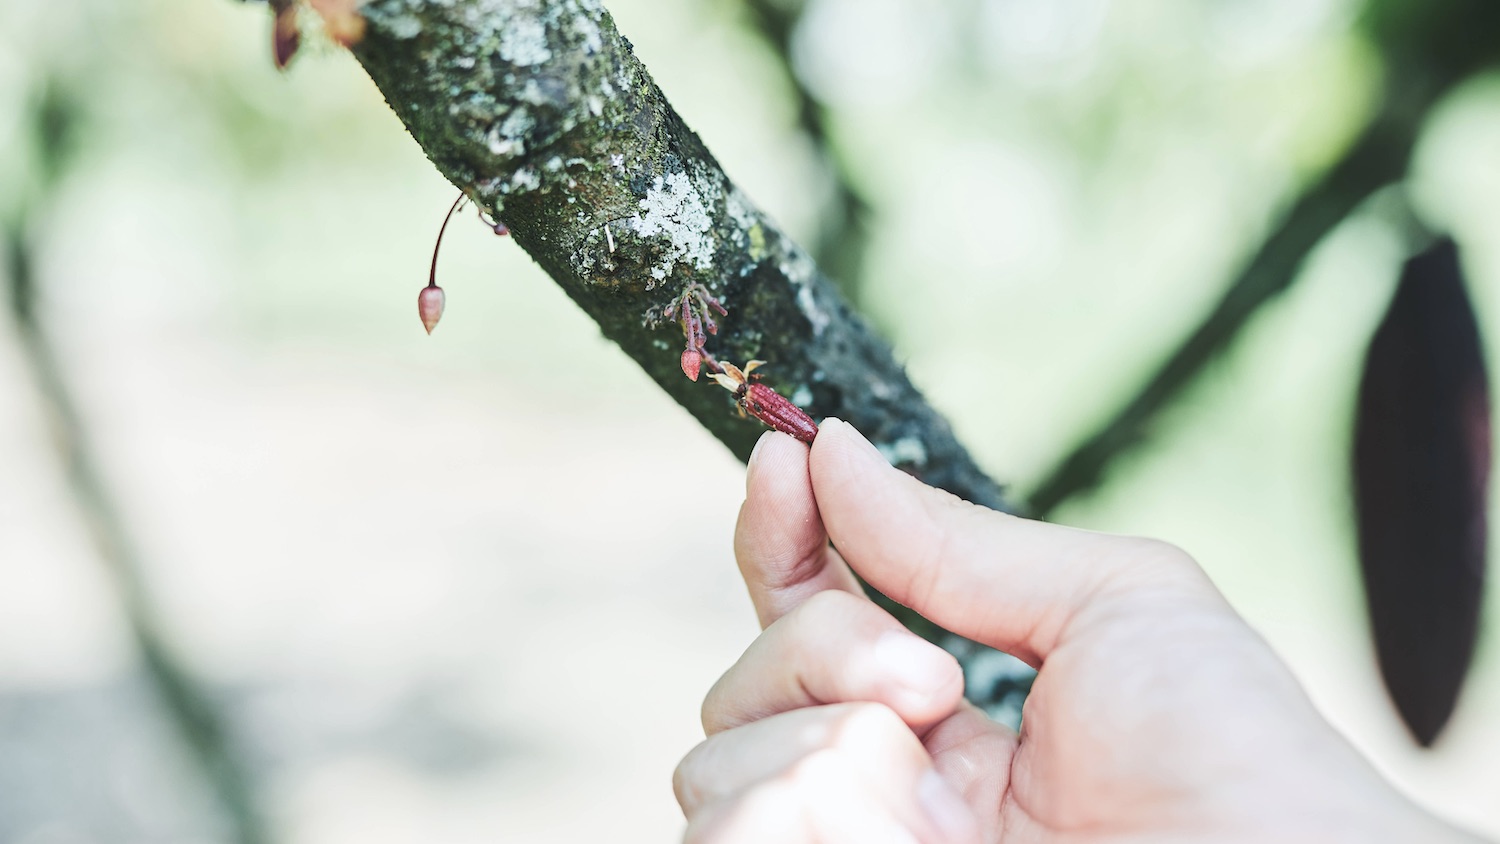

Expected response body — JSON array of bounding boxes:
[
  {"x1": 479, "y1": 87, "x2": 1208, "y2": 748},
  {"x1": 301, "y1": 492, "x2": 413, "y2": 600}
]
[{"x1": 352, "y1": 0, "x2": 1007, "y2": 511}]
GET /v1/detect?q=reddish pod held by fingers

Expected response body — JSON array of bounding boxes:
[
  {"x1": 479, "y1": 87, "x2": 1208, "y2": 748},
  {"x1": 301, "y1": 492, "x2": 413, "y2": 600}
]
[{"x1": 711, "y1": 361, "x2": 819, "y2": 444}]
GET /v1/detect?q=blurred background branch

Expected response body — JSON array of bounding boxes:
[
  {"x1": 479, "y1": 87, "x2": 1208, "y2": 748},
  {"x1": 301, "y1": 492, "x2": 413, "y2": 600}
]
[
  {"x1": 737, "y1": 0, "x2": 873, "y2": 307},
  {"x1": 1026, "y1": 0, "x2": 1500, "y2": 517},
  {"x1": 3, "y1": 76, "x2": 269, "y2": 844}
]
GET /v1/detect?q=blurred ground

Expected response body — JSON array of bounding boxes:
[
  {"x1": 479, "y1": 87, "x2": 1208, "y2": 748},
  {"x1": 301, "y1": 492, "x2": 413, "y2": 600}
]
[
  {"x1": 2, "y1": 0, "x2": 1499, "y2": 841},
  {"x1": 0, "y1": 311, "x2": 757, "y2": 844}
]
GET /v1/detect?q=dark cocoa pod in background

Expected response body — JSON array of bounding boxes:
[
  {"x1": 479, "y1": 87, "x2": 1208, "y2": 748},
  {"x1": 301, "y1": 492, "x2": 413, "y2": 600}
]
[{"x1": 1353, "y1": 237, "x2": 1490, "y2": 747}]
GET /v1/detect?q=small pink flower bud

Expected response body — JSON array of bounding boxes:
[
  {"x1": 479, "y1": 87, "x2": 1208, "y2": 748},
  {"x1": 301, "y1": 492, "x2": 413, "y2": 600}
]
[
  {"x1": 418, "y1": 285, "x2": 446, "y2": 334},
  {"x1": 681, "y1": 348, "x2": 703, "y2": 381},
  {"x1": 272, "y1": 6, "x2": 300, "y2": 70}
]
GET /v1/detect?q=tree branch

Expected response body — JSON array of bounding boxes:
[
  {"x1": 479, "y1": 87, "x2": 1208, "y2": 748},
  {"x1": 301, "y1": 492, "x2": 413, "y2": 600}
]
[
  {"x1": 351, "y1": 0, "x2": 1006, "y2": 510},
  {"x1": 342, "y1": 0, "x2": 1029, "y2": 713},
  {"x1": 1026, "y1": 103, "x2": 1417, "y2": 517}
]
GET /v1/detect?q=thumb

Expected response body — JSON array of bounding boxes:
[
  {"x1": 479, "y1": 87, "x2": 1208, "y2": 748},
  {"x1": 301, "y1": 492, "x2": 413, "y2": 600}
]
[{"x1": 808, "y1": 419, "x2": 1217, "y2": 666}]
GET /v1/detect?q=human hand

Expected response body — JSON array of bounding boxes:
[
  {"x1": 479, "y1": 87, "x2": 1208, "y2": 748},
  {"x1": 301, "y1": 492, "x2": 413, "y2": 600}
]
[{"x1": 674, "y1": 420, "x2": 1479, "y2": 843}]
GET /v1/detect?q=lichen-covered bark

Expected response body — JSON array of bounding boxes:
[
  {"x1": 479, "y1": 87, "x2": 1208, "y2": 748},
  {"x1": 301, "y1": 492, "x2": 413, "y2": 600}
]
[{"x1": 351, "y1": 0, "x2": 1007, "y2": 511}]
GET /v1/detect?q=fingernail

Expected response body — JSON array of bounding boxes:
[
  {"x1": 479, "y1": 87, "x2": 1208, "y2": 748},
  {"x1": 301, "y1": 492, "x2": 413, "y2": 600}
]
[
  {"x1": 825, "y1": 418, "x2": 889, "y2": 467},
  {"x1": 918, "y1": 769, "x2": 979, "y2": 842},
  {"x1": 873, "y1": 632, "x2": 959, "y2": 701},
  {"x1": 747, "y1": 431, "x2": 780, "y2": 491},
  {"x1": 749, "y1": 431, "x2": 775, "y2": 466}
]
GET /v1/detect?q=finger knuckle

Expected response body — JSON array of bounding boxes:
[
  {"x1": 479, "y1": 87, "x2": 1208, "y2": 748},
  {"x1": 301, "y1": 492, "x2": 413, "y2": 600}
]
[
  {"x1": 758, "y1": 542, "x2": 829, "y2": 594},
  {"x1": 908, "y1": 487, "x2": 998, "y2": 608},
  {"x1": 683, "y1": 780, "x2": 798, "y2": 844},
  {"x1": 781, "y1": 591, "x2": 887, "y2": 668},
  {"x1": 700, "y1": 671, "x2": 736, "y2": 734},
  {"x1": 789, "y1": 588, "x2": 864, "y2": 632},
  {"x1": 673, "y1": 741, "x2": 712, "y2": 812},
  {"x1": 783, "y1": 745, "x2": 850, "y2": 790},
  {"x1": 828, "y1": 701, "x2": 910, "y2": 751},
  {"x1": 1109, "y1": 536, "x2": 1199, "y2": 581},
  {"x1": 802, "y1": 587, "x2": 863, "y2": 615}
]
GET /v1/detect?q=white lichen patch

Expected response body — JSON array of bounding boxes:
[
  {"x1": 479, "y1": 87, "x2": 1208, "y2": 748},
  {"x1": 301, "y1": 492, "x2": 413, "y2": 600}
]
[
  {"x1": 777, "y1": 249, "x2": 829, "y2": 336},
  {"x1": 500, "y1": 15, "x2": 553, "y2": 66},
  {"x1": 385, "y1": 13, "x2": 423, "y2": 39},
  {"x1": 518, "y1": 79, "x2": 551, "y2": 106},
  {"x1": 726, "y1": 188, "x2": 758, "y2": 232},
  {"x1": 726, "y1": 188, "x2": 770, "y2": 263},
  {"x1": 573, "y1": 13, "x2": 603, "y2": 54},
  {"x1": 510, "y1": 168, "x2": 541, "y2": 192},
  {"x1": 877, "y1": 437, "x2": 928, "y2": 467},
  {"x1": 797, "y1": 286, "x2": 830, "y2": 335},
  {"x1": 630, "y1": 172, "x2": 717, "y2": 282},
  {"x1": 486, "y1": 107, "x2": 534, "y2": 158},
  {"x1": 779, "y1": 248, "x2": 816, "y2": 289}
]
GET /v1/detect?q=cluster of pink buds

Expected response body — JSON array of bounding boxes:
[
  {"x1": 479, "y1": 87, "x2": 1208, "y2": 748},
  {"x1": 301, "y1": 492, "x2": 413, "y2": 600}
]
[
  {"x1": 419, "y1": 192, "x2": 509, "y2": 334},
  {"x1": 711, "y1": 360, "x2": 819, "y2": 444},
  {"x1": 648, "y1": 283, "x2": 728, "y2": 381}
]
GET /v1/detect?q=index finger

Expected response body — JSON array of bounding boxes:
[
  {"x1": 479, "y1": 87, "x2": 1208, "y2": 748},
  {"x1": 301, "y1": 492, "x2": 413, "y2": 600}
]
[{"x1": 734, "y1": 432, "x2": 864, "y2": 628}]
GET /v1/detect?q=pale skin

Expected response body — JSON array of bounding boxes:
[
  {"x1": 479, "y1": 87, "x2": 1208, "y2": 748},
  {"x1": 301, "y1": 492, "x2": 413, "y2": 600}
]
[{"x1": 674, "y1": 419, "x2": 1484, "y2": 844}]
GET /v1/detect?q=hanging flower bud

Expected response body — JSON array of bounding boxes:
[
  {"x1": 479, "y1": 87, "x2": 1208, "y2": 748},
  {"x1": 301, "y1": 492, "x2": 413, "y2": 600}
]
[
  {"x1": 272, "y1": 4, "x2": 301, "y2": 70},
  {"x1": 418, "y1": 285, "x2": 446, "y2": 334},
  {"x1": 418, "y1": 193, "x2": 465, "y2": 336},
  {"x1": 681, "y1": 348, "x2": 703, "y2": 381}
]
